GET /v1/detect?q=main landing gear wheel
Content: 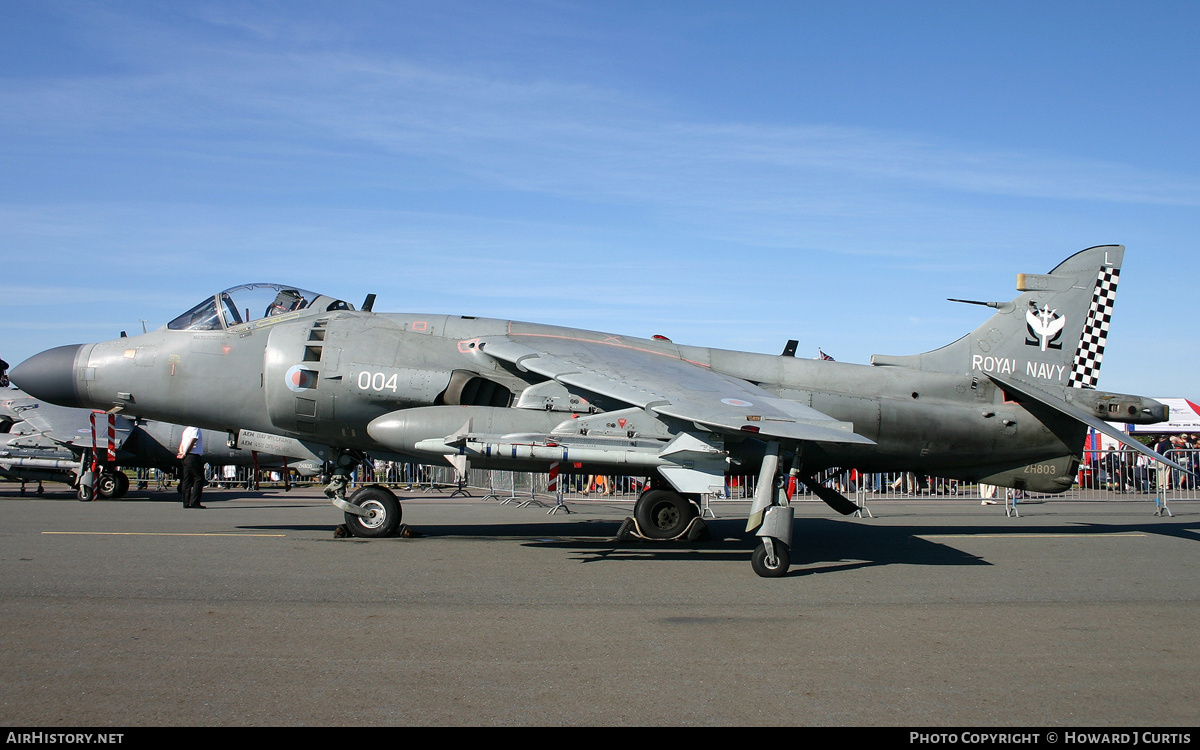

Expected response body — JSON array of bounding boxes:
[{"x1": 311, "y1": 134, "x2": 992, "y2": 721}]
[
  {"x1": 96, "y1": 471, "x2": 130, "y2": 499},
  {"x1": 751, "y1": 540, "x2": 791, "y2": 578},
  {"x1": 343, "y1": 485, "x2": 402, "y2": 538},
  {"x1": 633, "y1": 490, "x2": 698, "y2": 540},
  {"x1": 95, "y1": 472, "x2": 118, "y2": 498}
]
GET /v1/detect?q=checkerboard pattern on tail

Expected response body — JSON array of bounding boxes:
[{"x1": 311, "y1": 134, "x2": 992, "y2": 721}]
[{"x1": 1068, "y1": 265, "x2": 1119, "y2": 390}]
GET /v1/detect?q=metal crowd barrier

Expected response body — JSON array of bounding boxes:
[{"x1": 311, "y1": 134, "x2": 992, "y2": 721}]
[{"x1": 198, "y1": 448, "x2": 1200, "y2": 504}]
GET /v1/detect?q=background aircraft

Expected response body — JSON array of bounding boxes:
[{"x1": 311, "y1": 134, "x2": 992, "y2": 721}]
[
  {"x1": 11, "y1": 246, "x2": 1176, "y2": 575},
  {"x1": 0, "y1": 388, "x2": 322, "y2": 499}
]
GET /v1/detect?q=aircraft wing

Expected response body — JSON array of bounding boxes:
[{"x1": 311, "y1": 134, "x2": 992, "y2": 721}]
[{"x1": 478, "y1": 335, "x2": 873, "y2": 445}]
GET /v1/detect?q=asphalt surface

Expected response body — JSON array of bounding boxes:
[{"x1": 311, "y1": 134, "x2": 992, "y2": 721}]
[{"x1": 1, "y1": 483, "x2": 1197, "y2": 727}]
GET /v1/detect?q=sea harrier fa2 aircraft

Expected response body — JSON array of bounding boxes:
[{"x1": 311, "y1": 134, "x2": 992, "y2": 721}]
[{"x1": 11, "y1": 245, "x2": 1181, "y2": 576}]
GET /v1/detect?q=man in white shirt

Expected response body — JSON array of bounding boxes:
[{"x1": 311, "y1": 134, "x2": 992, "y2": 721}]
[{"x1": 176, "y1": 426, "x2": 206, "y2": 509}]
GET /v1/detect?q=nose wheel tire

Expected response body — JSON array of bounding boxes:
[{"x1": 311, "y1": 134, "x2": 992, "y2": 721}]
[
  {"x1": 751, "y1": 540, "x2": 791, "y2": 578},
  {"x1": 343, "y1": 486, "x2": 402, "y2": 538}
]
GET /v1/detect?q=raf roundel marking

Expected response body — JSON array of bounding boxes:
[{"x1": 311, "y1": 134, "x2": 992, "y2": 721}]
[
  {"x1": 285, "y1": 364, "x2": 318, "y2": 392},
  {"x1": 721, "y1": 398, "x2": 753, "y2": 407}
]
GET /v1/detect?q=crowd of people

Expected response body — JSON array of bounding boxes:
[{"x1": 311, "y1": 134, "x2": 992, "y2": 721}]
[{"x1": 1082, "y1": 434, "x2": 1197, "y2": 492}]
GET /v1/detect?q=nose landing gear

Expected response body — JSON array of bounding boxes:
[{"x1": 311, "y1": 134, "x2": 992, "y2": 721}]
[{"x1": 323, "y1": 451, "x2": 402, "y2": 538}]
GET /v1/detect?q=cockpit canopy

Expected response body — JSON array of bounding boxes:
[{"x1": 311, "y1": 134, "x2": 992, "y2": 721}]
[{"x1": 167, "y1": 283, "x2": 353, "y2": 331}]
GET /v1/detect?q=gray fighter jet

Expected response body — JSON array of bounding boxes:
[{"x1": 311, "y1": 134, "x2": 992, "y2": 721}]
[
  {"x1": 0, "y1": 388, "x2": 324, "y2": 499},
  {"x1": 11, "y1": 246, "x2": 1177, "y2": 576}
]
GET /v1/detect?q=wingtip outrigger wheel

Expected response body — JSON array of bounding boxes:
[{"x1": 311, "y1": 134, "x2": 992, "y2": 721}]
[
  {"x1": 751, "y1": 506, "x2": 794, "y2": 577},
  {"x1": 76, "y1": 468, "x2": 96, "y2": 502},
  {"x1": 746, "y1": 440, "x2": 794, "y2": 577},
  {"x1": 752, "y1": 540, "x2": 790, "y2": 577}
]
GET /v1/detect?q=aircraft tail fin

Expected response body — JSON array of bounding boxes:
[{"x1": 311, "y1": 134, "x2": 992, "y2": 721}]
[{"x1": 872, "y1": 245, "x2": 1123, "y2": 389}]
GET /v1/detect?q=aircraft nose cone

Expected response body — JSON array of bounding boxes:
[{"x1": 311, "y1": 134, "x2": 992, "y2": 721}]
[{"x1": 9, "y1": 344, "x2": 86, "y2": 408}]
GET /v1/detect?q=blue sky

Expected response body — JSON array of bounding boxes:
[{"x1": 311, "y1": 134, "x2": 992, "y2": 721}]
[{"x1": 2, "y1": 1, "x2": 1197, "y2": 397}]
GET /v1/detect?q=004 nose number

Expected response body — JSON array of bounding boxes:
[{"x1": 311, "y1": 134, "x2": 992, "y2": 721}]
[{"x1": 357, "y1": 371, "x2": 398, "y2": 392}]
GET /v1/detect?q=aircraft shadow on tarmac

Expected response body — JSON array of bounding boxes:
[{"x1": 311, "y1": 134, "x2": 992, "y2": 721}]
[
  {"x1": 523, "y1": 518, "x2": 992, "y2": 576},
  {"x1": 18, "y1": 484, "x2": 1194, "y2": 578},
  {"x1": 298, "y1": 515, "x2": 1200, "y2": 578},
  {"x1": 521, "y1": 517, "x2": 1200, "y2": 577}
]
